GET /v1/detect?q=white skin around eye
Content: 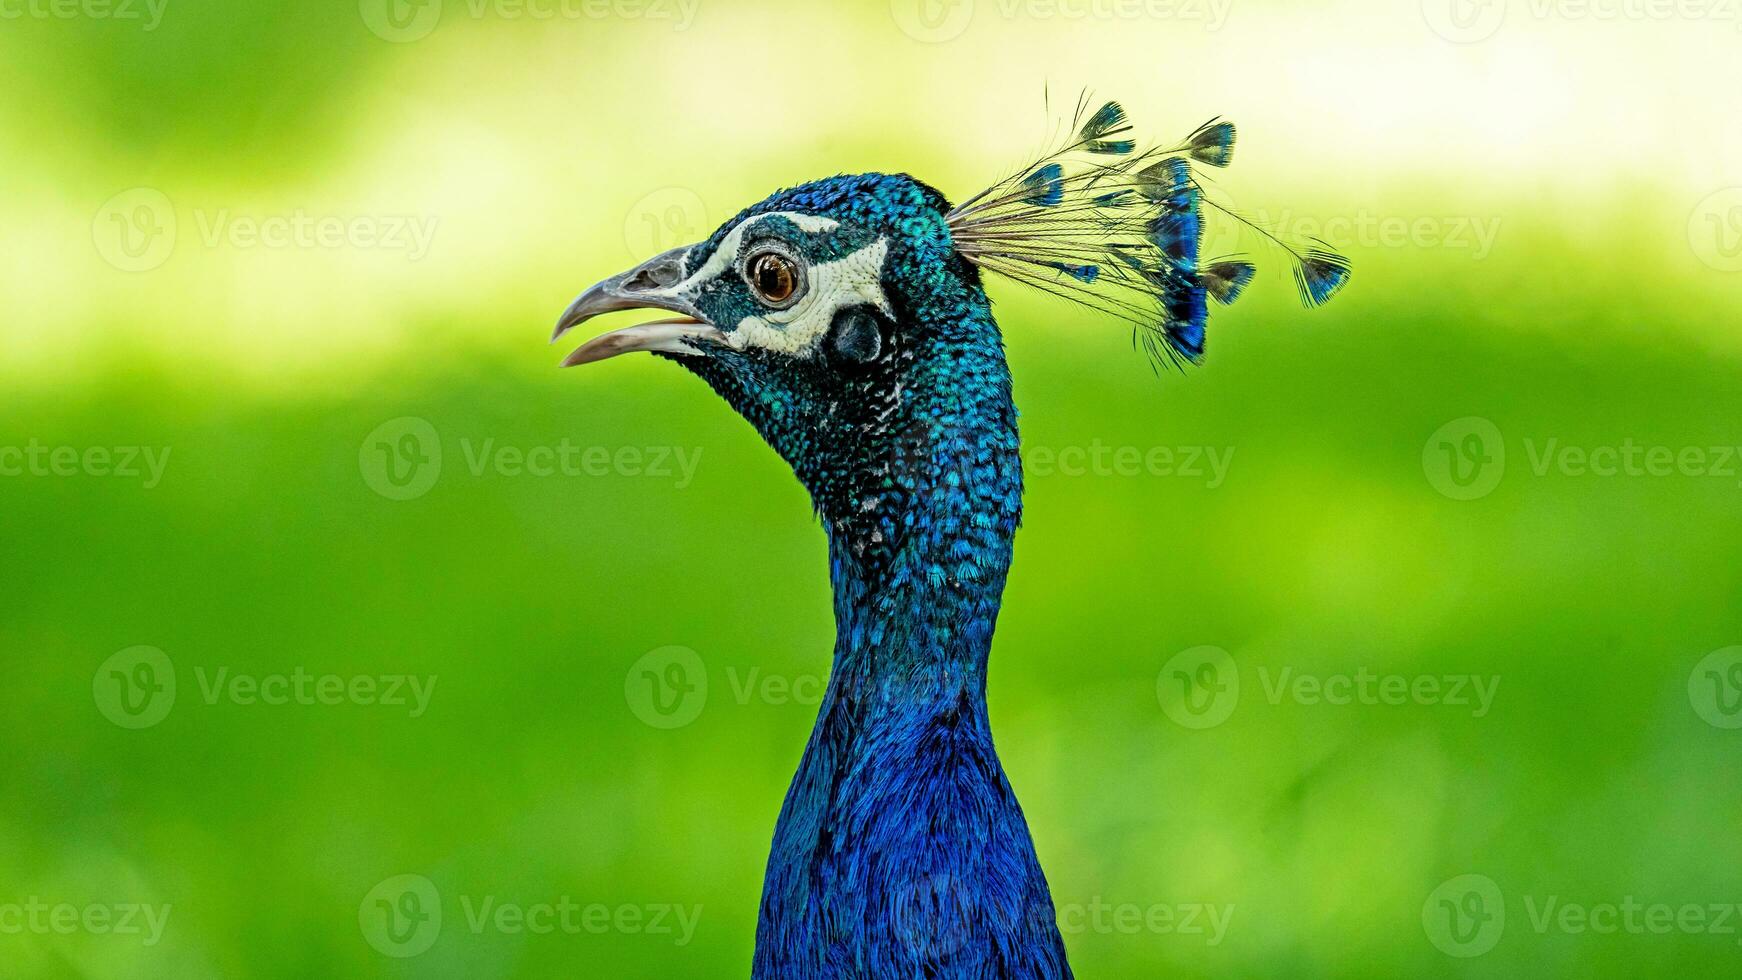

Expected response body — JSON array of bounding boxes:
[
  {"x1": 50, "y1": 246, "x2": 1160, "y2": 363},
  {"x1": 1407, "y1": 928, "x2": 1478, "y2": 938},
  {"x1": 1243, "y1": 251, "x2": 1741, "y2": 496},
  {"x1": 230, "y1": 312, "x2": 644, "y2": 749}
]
[
  {"x1": 675, "y1": 212, "x2": 839, "y2": 292},
  {"x1": 729, "y1": 239, "x2": 892, "y2": 357},
  {"x1": 656, "y1": 210, "x2": 892, "y2": 358}
]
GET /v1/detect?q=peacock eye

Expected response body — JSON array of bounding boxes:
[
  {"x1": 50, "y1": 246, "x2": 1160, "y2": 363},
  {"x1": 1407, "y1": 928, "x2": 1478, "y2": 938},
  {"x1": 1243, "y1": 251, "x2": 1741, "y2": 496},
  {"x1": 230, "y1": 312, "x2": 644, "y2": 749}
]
[{"x1": 745, "y1": 251, "x2": 801, "y2": 306}]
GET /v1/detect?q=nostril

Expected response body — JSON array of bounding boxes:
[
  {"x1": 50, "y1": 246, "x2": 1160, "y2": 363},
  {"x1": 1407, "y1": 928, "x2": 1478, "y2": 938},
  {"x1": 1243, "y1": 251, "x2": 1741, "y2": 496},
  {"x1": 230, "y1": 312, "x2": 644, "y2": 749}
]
[
  {"x1": 623, "y1": 268, "x2": 662, "y2": 292},
  {"x1": 623, "y1": 253, "x2": 686, "y2": 292}
]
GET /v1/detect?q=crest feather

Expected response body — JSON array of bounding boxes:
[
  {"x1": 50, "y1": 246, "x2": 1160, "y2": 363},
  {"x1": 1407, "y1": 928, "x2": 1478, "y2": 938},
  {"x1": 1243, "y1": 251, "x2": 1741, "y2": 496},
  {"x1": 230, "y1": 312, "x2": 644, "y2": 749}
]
[{"x1": 946, "y1": 93, "x2": 1351, "y2": 369}]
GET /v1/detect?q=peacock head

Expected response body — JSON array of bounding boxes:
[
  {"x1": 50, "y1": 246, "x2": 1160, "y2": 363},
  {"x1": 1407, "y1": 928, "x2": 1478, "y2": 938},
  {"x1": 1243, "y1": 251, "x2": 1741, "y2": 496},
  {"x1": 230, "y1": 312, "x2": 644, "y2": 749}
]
[
  {"x1": 552, "y1": 174, "x2": 981, "y2": 510},
  {"x1": 552, "y1": 98, "x2": 1351, "y2": 529}
]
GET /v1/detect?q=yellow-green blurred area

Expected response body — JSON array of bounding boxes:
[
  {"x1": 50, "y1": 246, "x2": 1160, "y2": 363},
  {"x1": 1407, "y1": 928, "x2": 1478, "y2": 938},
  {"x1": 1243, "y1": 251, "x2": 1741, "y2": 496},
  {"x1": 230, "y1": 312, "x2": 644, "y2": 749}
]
[{"x1": 4, "y1": 0, "x2": 1742, "y2": 976}]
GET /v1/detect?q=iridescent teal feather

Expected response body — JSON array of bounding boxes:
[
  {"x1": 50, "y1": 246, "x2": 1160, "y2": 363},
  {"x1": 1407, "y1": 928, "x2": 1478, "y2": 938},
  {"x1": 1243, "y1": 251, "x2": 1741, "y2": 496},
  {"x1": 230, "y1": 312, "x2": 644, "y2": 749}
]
[
  {"x1": 1179, "y1": 118, "x2": 1237, "y2": 167},
  {"x1": 1017, "y1": 163, "x2": 1065, "y2": 206}
]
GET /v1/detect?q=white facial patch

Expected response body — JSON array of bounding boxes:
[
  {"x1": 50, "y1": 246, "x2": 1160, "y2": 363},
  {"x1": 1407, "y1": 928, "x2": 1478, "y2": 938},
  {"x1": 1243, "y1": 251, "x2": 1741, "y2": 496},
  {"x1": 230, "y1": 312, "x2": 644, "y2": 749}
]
[
  {"x1": 728, "y1": 239, "x2": 891, "y2": 357},
  {"x1": 662, "y1": 211, "x2": 891, "y2": 359},
  {"x1": 675, "y1": 211, "x2": 836, "y2": 290},
  {"x1": 781, "y1": 213, "x2": 840, "y2": 234}
]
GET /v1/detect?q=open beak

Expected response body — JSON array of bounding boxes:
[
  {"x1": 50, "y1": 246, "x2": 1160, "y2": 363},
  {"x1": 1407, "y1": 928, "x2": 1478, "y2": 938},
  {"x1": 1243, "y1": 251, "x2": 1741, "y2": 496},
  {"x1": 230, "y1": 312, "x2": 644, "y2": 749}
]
[{"x1": 551, "y1": 245, "x2": 726, "y2": 367}]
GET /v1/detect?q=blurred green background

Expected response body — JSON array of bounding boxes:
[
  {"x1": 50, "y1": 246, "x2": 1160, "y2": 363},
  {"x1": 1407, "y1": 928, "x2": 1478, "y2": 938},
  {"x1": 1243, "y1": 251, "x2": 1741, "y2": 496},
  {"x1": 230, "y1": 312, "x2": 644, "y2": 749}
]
[{"x1": 4, "y1": 0, "x2": 1742, "y2": 976}]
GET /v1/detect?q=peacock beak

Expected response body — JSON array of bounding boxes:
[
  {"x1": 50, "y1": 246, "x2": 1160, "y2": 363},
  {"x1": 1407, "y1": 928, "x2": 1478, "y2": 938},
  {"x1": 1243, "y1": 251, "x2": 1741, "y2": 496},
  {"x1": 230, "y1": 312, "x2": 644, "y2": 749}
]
[{"x1": 551, "y1": 245, "x2": 726, "y2": 367}]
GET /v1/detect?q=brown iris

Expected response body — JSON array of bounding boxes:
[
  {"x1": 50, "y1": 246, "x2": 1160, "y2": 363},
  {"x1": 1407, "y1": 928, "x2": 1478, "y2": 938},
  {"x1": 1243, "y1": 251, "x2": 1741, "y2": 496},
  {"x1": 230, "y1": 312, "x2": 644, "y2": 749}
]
[{"x1": 747, "y1": 251, "x2": 799, "y2": 305}]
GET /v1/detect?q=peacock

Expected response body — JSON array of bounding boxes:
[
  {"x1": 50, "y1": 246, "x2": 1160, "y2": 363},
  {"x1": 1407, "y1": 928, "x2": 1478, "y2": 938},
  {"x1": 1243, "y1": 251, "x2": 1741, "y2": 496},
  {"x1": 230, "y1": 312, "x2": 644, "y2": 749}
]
[{"x1": 551, "y1": 95, "x2": 1349, "y2": 978}]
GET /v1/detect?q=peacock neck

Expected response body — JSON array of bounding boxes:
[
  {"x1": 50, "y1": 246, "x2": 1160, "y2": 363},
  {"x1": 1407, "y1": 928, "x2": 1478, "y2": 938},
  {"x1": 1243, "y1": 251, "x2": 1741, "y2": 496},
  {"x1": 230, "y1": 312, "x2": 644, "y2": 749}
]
[
  {"x1": 752, "y1": 311, "x2": 1073, "y2": 978},
  {"x1": 819, "y1": 329, "x2": 1023, "y2": 723}
]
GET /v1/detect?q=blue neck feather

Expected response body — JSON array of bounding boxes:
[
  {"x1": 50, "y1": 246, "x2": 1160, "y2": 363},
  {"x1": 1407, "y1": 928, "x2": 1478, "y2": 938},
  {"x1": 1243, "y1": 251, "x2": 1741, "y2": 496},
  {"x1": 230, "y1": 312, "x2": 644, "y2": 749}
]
[{"x1": 750, "y1": 293, "x2": 1072, "y2": 979}]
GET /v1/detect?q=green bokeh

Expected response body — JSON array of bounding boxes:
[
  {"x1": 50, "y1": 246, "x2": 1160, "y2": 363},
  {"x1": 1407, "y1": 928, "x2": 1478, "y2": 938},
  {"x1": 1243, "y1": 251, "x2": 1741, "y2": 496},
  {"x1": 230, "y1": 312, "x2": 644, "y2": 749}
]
[{"x1": 4, "y1": 2, "x2": 1741, "y2": 977}]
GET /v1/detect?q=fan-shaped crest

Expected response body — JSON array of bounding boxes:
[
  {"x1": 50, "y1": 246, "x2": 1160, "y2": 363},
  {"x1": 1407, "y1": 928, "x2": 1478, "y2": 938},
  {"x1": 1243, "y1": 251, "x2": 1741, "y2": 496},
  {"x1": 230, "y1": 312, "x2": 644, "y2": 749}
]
[{"x1": 947, "y1": 93, "x2": 1351, "y2": 368}]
